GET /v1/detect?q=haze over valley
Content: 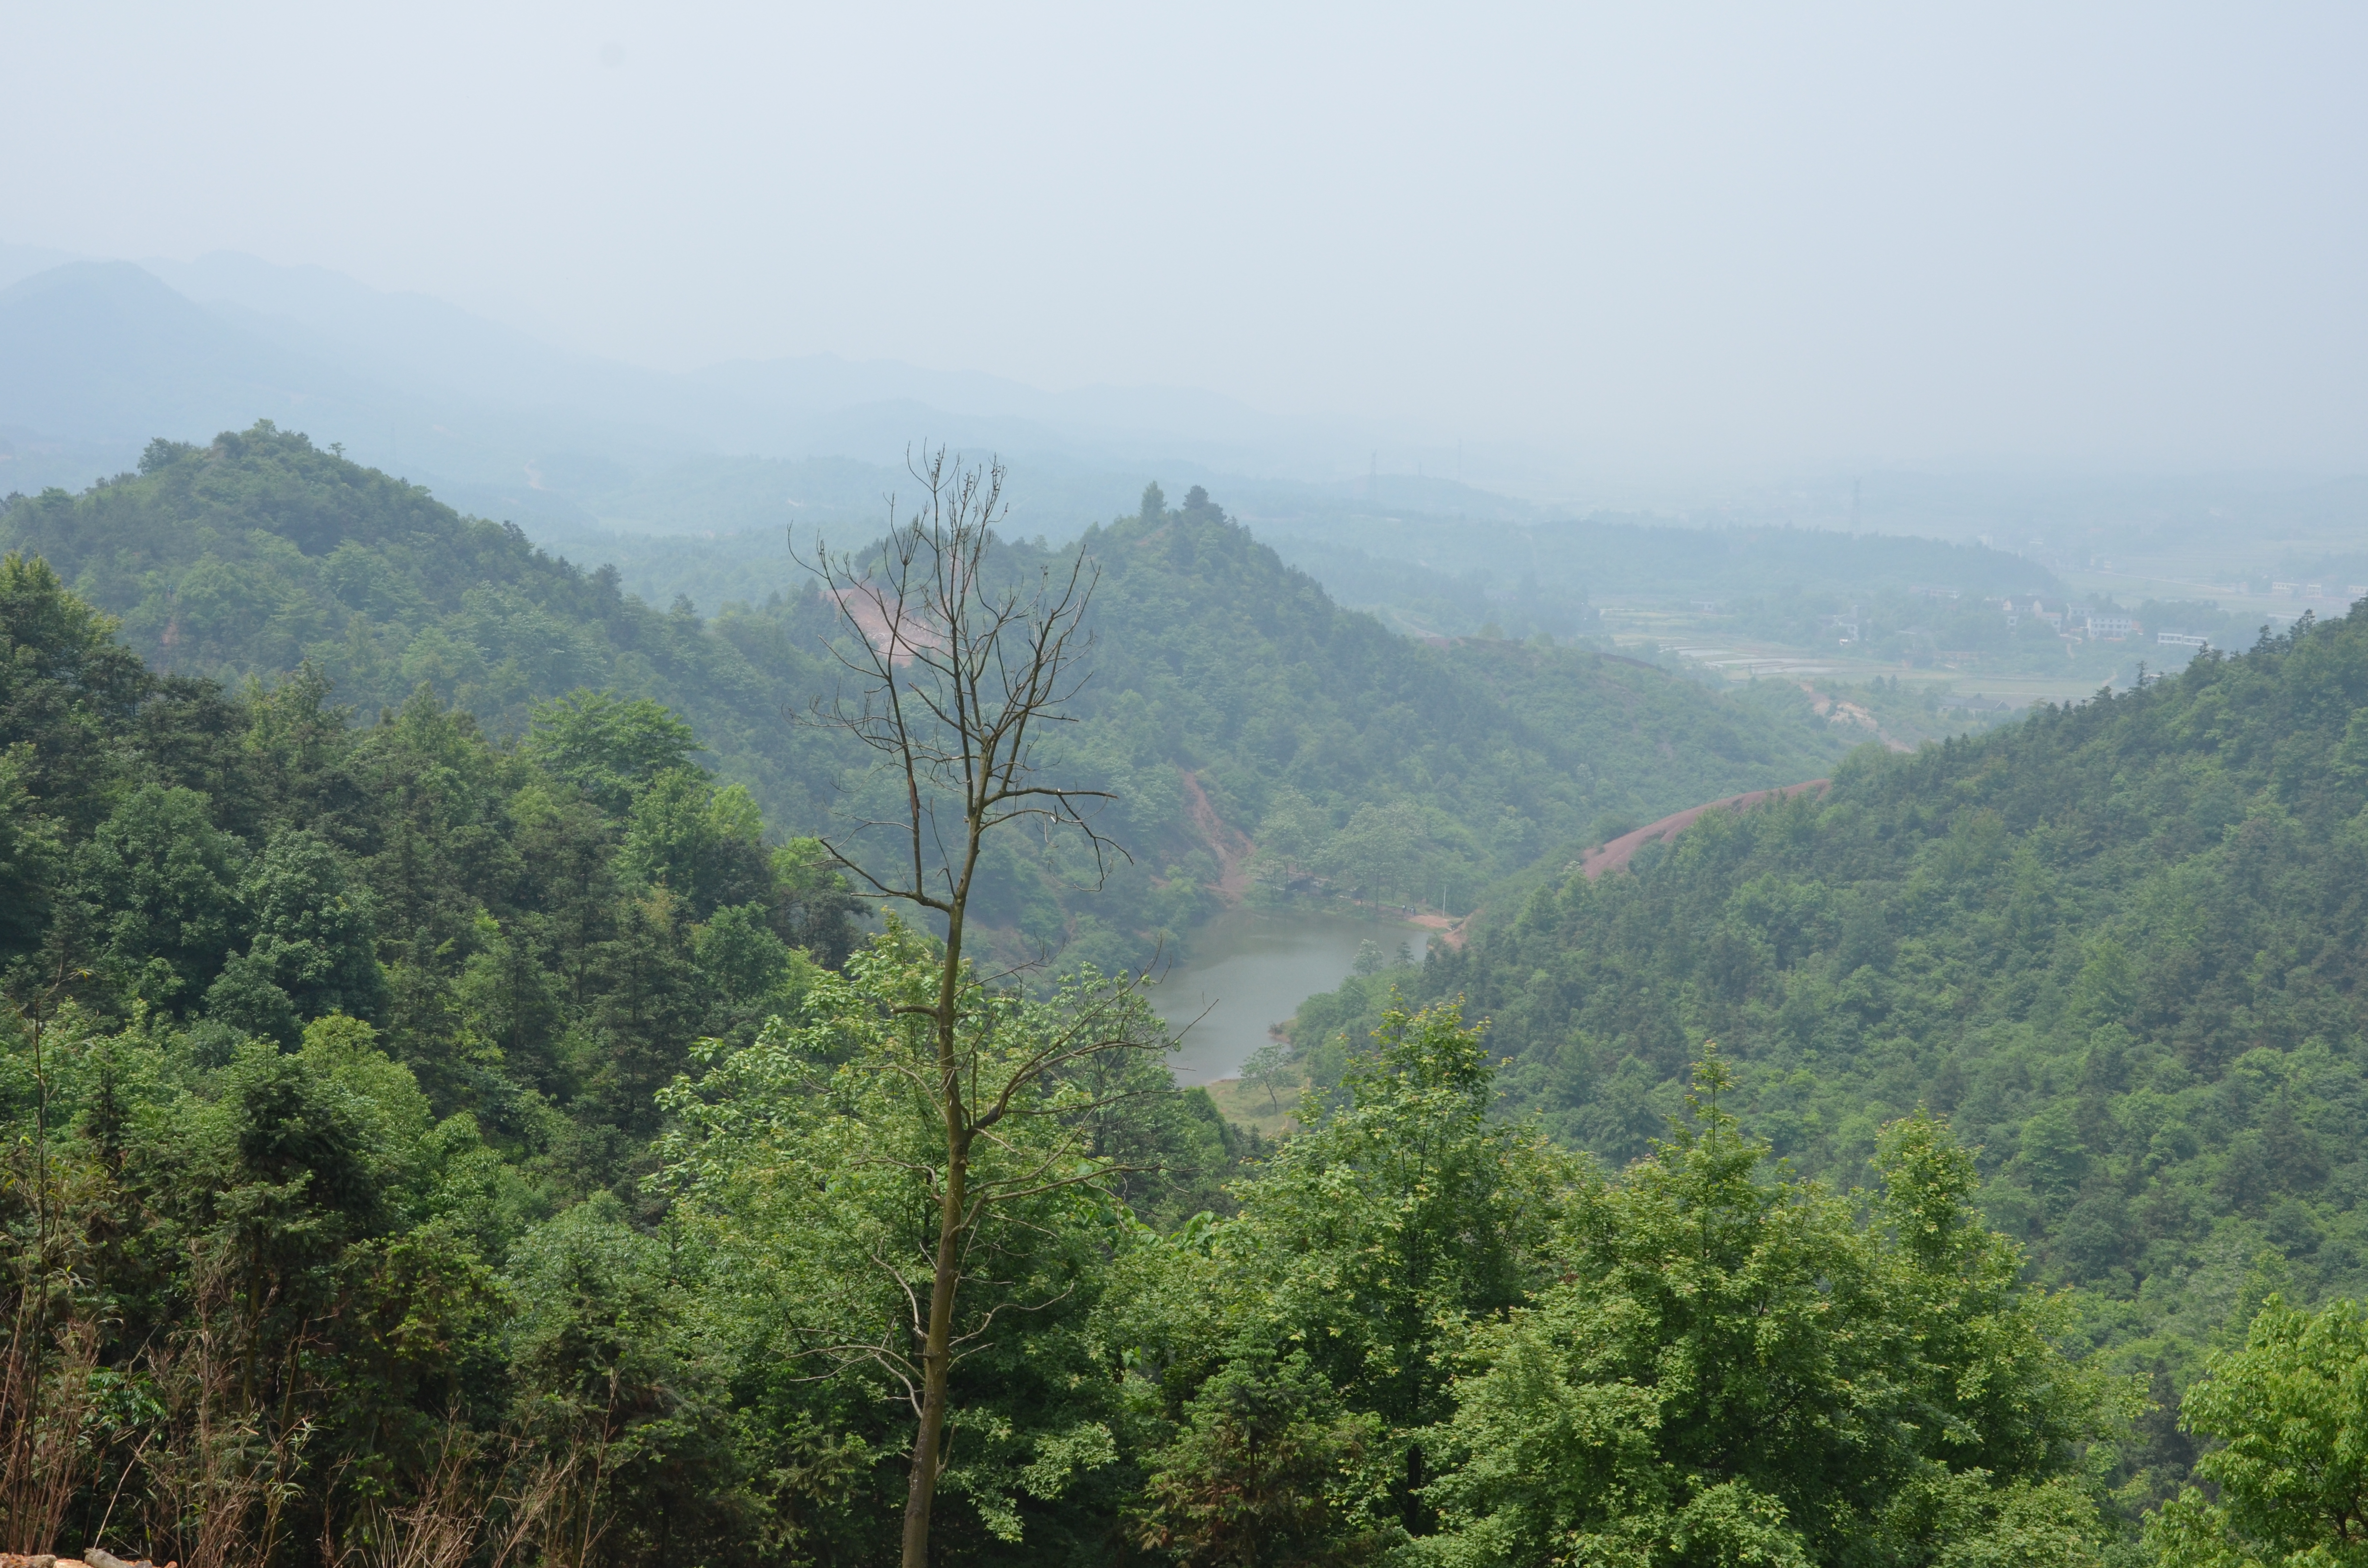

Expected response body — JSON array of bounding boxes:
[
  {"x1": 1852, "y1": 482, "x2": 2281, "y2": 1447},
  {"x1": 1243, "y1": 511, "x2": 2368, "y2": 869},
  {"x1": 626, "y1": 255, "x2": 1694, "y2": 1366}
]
[{"x1": 4, "y1": 8, "x2": 2368, "y2": 1567}]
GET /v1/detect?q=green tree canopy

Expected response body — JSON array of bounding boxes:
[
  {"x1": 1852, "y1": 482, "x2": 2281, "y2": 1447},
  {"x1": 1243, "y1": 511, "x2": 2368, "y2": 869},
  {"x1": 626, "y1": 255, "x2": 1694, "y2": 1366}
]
[
  {"x1": 1415, "y1": 1060, "x2": 2127, "y2": 1568},
  {"x1": 524, "y1": 688, "x2": 701, "y2": 812},
  {"x1": 2149, "y1": 1295, "x2": 2368, "y2": 1568}
]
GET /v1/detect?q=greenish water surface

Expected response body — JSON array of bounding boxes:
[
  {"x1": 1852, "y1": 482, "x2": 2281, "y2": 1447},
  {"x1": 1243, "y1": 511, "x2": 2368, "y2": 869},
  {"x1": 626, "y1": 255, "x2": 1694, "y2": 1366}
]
[{"x1": 1150, "y1": 907, "x2": 1431, "y2": 1085}]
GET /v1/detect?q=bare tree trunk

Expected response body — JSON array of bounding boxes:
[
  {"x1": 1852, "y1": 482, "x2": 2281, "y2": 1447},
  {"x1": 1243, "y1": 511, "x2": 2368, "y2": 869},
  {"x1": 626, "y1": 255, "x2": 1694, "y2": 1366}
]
[
  {"x1": 803, "y1": 447, "x2": 1145, "y2": 1568},
  {"x1": 902, "y1": 900, "x2": 973, "y2": 1568},
  {"x1": 900, "y1": 1120, "x2": 966, "y2": 1566}
]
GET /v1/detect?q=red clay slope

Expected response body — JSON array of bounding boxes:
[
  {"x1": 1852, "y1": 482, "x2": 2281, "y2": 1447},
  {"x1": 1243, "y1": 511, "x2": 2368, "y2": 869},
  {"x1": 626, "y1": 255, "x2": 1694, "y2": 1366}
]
[{"x1": 1580, "y1": 780, "x2": 1831, "y2": 879}]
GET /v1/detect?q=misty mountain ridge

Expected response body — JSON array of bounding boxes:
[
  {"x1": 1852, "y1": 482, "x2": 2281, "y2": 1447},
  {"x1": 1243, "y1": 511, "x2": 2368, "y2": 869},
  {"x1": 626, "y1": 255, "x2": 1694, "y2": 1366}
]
[
  {"x1": 150, "y1": 247, "x2": 1304, "y2": 449},
  {"x1": 0, "y1": 251, "x2": 1403, "y2": 494},
  {"x1": 0, "y1": 422, "x2": 1858, "y2": 981},
  {"x1": 0, "y1": 253, "x2": 1622, "y2": 605},
  {"x1": 0, "y1": 255, "x2": 2081, "y2": 656},
  {"x1": 8, "y1": 245, "x2": 2359, "y2": 651}
]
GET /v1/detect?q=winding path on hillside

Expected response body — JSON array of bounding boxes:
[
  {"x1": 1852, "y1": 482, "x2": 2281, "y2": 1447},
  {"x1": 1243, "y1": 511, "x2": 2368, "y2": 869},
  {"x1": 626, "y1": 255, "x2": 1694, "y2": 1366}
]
[{"x1": 1580, "y1": 780, "x2": 1831, "y2": 879}]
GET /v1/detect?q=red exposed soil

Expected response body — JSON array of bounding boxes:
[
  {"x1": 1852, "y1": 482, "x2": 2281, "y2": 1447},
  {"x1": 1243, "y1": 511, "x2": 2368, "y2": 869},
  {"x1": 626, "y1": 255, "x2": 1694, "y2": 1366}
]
[
  {"x1": 1407, "y1": 909, "x2": 1471, "y2": 949},
  {"x1": 1580, "y1": 780, "x2": 1831, "y2": 879},
  {"x1": 827, "y1": 586, "x2": 945, "y2": 665},
  {"x1": 1179, "y1": 770, "x2": 1253, "y2": 899}
]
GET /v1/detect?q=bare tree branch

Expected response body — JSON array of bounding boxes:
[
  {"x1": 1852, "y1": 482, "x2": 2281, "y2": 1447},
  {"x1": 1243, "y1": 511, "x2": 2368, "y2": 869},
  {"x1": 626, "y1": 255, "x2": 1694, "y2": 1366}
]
[{"x1": 785, "y1": 446, "x2": 1170, "y2": 1568}]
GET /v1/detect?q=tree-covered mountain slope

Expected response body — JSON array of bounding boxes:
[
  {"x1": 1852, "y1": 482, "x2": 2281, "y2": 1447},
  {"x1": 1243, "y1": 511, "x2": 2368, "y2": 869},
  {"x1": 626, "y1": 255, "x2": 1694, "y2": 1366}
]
[
  {"x1": 0, "y1": 545, "x2": 2122, "y2": 1565},
  {"x1": 1281, "y1": 604, "x2": 2368, "y2": 1502},
  {"x1": 2, "y1": 424, "x2": 1846, "y2": 965},
  {"x1": 0, "y1": 548, "x2": 876, "y2": 1176},
  {"x1": 1051, "y1": 486, "x2": 1845, "y2": 907},
  {"x1": 0, "y1": 554, "x2": 1261, "y2": 1566}
]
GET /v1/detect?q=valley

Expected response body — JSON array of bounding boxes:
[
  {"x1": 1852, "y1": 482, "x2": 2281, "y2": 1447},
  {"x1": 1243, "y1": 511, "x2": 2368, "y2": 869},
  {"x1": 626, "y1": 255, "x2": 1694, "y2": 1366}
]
[
  {"x1": 2, "y1": 406, "x2": 2363, "y2": 1566},
  {"x1": 7, "y1": 12, "x2": 2363, "y2": 1562}
]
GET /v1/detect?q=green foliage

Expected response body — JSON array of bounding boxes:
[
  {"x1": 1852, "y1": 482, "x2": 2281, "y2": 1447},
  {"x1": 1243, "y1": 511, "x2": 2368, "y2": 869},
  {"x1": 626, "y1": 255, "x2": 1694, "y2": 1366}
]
[
  {"x1": 2147, "y1": 1295, "x2": 2368, "y2": 1568},
  {"x1": 1065, "y1": 497, "x2": 1845, "y2": 946},
  {"x1": 1233, "y1": 1004, "x2": 1568, "y2": 1433},
  {"x1": 1414, "y1": 1067, "x2": 2125, "y2": 1568},
  {"x1": 1131, "y1": 1352, "x2": 1385, "y2": 1567},
  {"x1": 0, "y1": 444, "x2": 2194, "y2": 1565},
  {"x1": 503, "y1": 1192, "x2": 749, "y2": 1563},
  {"x1": 0, "y1": 539, "x2": 856, "y2": 1119},
  {"x1": 522, "y1": 688, "x2": 700, "y2": 812},
  {"x1": 1111, "y1": 1004, "x2": 1582, "y2": 1551},
  {"x1": 7, "y1": 428, "x2": 1848, "y2": 971},
  {"x1": 235, "y1": 826, "x2": 385, "y2": 1021},
  {"x1": 0, "y1": 556, "x2": 888, "y2": 1559},
  {"x1": 76, "y1": 782, "x2": 247, "y2": 1008},
  {"x1": 1106, "y1": 1026, "x2": 2118, "y2": 1566},
  {"x1": 0, "y1": 551, "x2": 152, "y2": 826},
  {"x1": 1286, "y1": 606, "x2": 2368, "y2": 1507},
  {"x1": 653, "y1": 925, "x2": 1215, "y2": 1556},
  {"x1": 619, "y1": 768, "x2": 771, "y2": 917}
]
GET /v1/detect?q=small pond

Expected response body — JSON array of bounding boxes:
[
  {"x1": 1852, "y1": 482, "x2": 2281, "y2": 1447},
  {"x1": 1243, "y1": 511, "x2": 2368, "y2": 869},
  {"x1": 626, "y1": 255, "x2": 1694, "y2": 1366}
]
[{"x1": 1149, "y1": 907, "x2": 1433, "y2": 1085}]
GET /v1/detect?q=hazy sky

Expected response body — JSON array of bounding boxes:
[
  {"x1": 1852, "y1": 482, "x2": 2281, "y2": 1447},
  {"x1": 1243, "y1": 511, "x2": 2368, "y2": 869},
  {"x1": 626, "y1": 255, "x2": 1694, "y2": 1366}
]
[{"x1": 8, "y1": 2, "x2": 2367, "y2": 476}]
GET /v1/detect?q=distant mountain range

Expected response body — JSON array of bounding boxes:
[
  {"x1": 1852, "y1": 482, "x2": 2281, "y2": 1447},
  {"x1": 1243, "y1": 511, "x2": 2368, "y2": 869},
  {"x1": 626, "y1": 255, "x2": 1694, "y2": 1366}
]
[
  {"x1": 5, "y1": 242, "x2": 2354, "y2": 623},
  {"x1": 0, "y1": 246, "x2": 1454, "y2": 539},
  {"x1": 0, "y1": 247, "x2": 2089, "y2": 652}
]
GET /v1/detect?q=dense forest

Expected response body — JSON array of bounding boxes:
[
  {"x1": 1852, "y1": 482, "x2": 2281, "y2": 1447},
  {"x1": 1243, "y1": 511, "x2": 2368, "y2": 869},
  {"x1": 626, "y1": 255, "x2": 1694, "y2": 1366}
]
[
  {"x1": 0, "y1": 526, "x2": 2121, "y2": 1568},
  {"x1": 0, "y1": 425, "x2": 1845, "y2": 973},
  {"x1": 1290, "y1": 600, "x2": 2368, "y2": 1526},
  {"x1": 10, "y1": 425, "x2": 2368, "y2": 1567},
  {"x1": 0, "y1": 561, "x2": 2140, "y2": 1559},
  {"x1": 0, "y1": 546, "x2": 1248, "y2": 1563}
]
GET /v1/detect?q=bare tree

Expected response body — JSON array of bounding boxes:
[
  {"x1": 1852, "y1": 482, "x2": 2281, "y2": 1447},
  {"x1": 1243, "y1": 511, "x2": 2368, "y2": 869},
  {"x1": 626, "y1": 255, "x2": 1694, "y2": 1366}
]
[{"x1": 799, "y1": 446, "x2": 1136, "y2": 1568}]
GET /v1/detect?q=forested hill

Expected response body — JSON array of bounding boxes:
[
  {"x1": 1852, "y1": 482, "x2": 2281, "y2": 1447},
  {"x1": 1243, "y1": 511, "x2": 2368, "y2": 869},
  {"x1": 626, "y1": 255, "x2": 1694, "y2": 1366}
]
[
  {"x1": 0, "y1": 542, "x2": 2141, "y2": 1564},
  {"x1": 1301, "y1": 603, "x2": 2368, "y2": 1505},
  {"x1": 1050, "y1": 486, "x2": 1845, "y2": 906},
  {"x1": 0, "y1": 422, "x2": 844, "y2": 818},
  {"x1": 2, "y1": 425, "x2": 1844, "y2": 965}
]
